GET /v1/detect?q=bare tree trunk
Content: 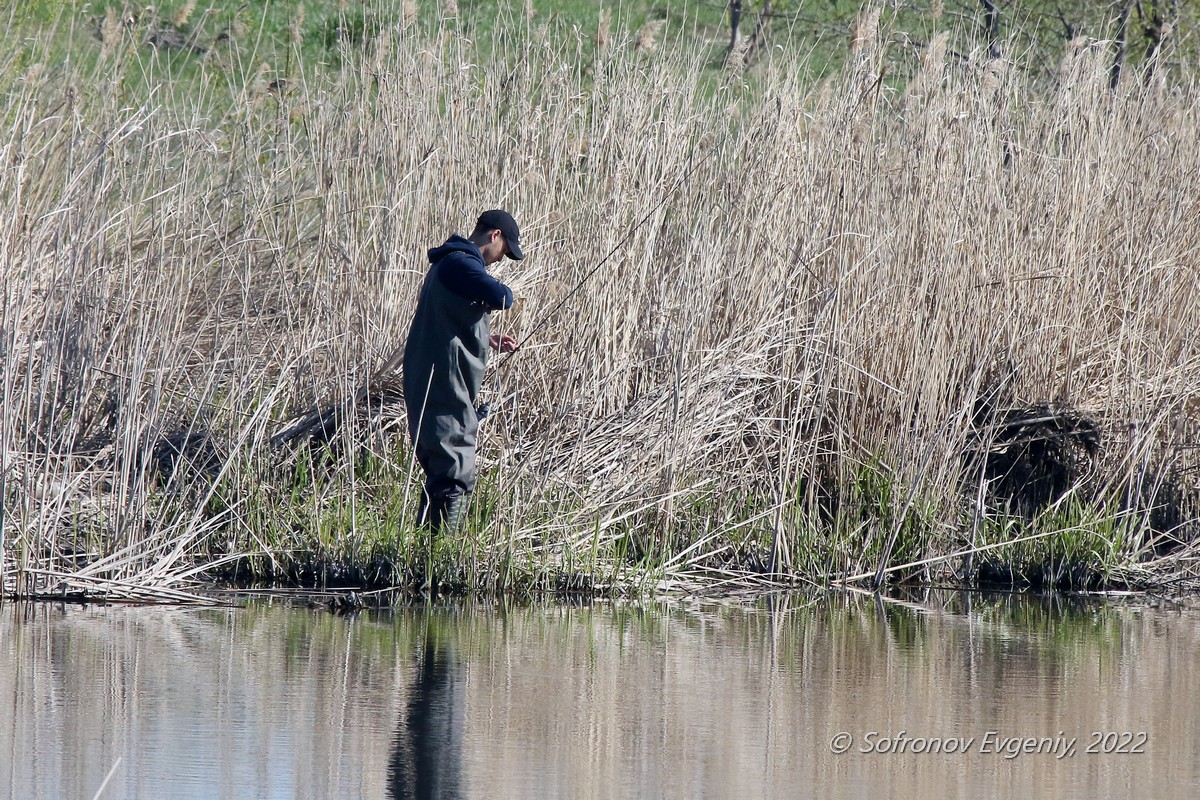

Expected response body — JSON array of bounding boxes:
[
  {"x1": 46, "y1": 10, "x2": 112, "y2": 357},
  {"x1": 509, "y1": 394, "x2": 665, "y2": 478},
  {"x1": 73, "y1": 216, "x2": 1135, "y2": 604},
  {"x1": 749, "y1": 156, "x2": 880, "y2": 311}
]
[
  {"x1": 728, "y1": 0, "x2": 742, "y2": 55},
  {"x1": 1141, "y1": 0, "x2": 1178, "y2": 82},
  {"x1": 748, "y1": 0, "x2": 774, "y2": 56},
  {"x1": 1111, "y1": 0, "x2": 1134, "y2": 88},
  {"x1": 980, "y1": 0, "x2": 1002, "y2": 59}
]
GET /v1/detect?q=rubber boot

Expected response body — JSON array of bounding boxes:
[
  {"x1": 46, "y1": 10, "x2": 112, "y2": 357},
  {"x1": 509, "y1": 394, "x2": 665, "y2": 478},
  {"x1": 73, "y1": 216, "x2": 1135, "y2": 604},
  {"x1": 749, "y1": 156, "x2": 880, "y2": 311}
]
[{"x1": 429, "y1": 491, "x2": 467, "y2": 534}]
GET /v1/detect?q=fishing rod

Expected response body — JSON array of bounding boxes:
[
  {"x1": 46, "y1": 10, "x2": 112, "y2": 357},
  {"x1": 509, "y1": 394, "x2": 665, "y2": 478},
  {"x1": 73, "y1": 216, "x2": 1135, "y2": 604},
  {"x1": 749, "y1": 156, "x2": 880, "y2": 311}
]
[
  {"x1": 472, "y1": 148, "x2": 718, "y2": 422},
  {"x1": 493, "y1": 142, "x2": 719, "y2": 371}
]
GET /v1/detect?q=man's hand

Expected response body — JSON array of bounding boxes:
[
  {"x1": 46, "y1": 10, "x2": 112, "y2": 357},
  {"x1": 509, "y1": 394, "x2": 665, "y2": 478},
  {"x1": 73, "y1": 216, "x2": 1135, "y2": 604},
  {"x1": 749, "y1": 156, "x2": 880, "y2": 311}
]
[{"x1": 489, "y1": 333, "x2": 519, "y2": 353}]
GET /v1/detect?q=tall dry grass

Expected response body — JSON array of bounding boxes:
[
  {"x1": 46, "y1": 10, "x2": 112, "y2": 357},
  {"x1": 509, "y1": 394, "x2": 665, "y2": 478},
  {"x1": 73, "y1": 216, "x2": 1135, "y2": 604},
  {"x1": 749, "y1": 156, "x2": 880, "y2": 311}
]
[{"x1": 3, "y1": 10, "x2": 1200, "y2": 598}]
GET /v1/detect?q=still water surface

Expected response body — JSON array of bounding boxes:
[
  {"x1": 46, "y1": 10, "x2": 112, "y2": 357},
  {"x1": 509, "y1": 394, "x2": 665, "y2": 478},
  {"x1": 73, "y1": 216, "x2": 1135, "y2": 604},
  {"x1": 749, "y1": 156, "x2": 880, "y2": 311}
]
[{"x1": 2, "y1": 592, "x2": 1198, "y2": 799}]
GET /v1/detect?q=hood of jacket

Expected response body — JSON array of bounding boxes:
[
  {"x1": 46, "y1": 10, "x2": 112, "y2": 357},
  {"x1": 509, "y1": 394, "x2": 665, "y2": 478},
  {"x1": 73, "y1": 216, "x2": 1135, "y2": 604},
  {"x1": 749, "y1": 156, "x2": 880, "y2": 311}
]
[{"x1": 427, "y1": 235, "x2": 481, "y2": 265}]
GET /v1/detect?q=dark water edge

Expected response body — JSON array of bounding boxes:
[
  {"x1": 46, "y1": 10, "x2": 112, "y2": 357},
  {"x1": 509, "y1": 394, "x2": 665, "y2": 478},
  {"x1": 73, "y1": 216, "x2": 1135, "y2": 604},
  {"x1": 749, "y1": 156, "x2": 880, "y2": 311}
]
[{"x1": 195, "y1": 545, "x2": 1156, "y2": 599}]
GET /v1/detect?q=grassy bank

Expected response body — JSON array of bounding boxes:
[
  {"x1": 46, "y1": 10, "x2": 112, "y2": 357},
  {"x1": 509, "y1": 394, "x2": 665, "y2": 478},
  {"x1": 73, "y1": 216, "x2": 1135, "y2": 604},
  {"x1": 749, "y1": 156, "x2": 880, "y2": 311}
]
[{"x1": 3, "y1": 3, "x2": 1200, "y2": 600}]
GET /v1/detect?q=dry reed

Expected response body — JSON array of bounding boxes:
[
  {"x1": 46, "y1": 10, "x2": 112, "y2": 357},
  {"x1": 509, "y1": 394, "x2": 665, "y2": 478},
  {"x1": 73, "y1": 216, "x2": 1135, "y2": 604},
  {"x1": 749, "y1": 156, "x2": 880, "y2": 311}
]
[{"x1": 2, "y1": 11, "x2": 1200, "y2": 599}]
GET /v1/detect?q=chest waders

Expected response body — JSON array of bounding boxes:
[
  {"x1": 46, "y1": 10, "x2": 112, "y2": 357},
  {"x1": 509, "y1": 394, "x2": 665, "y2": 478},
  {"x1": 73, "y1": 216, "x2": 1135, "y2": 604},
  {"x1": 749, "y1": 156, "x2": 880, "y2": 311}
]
[{"x1": 402, "y1": 256, "x2": 493, "y2": 533}]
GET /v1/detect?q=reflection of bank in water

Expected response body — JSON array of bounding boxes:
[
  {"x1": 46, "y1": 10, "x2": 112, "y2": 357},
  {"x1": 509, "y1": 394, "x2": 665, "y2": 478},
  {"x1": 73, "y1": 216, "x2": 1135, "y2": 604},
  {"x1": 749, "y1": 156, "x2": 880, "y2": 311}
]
[{"x1": 388, "y1": 623, "x2": 465, "y2": 800}]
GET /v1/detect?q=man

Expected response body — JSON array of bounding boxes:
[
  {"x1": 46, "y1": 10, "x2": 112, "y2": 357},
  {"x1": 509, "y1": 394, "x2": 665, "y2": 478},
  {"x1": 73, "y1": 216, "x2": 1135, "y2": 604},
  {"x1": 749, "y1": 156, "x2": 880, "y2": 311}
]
[{"x1": 402, "y1": 209, "x2": 522, "y2": 532}]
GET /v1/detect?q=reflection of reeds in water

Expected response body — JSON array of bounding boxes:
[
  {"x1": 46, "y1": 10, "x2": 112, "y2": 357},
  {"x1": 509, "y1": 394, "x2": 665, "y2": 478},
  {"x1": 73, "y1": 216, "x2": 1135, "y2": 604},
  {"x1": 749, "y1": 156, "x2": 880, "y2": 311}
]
[
  {"x1": 4, "y1": 600, "x2": 1199, "y2": 797},
  {"x1": 3, "y1": 11, "x2": 1200, "y2": 599}
]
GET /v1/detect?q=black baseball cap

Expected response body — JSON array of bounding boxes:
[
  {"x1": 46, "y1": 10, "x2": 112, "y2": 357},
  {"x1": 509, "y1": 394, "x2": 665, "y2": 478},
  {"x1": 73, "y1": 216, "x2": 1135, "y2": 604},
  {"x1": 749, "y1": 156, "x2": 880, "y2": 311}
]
[{"x1": 476, "y1": 209, "x2": 524, "y2": 260}]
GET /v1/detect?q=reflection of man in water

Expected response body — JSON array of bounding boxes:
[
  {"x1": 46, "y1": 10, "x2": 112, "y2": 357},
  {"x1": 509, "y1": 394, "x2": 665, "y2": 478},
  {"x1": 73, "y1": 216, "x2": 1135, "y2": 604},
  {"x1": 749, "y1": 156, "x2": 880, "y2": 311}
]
[{"x1": 388, "y1": 631, "x2": 465, "y2": 800}]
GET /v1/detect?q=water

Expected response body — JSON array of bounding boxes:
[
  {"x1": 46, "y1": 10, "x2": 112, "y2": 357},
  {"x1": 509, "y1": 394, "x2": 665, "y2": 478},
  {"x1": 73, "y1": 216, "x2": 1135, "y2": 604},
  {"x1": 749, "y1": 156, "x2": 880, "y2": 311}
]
[{"x1": 2, "y1": 592, "x2": 1198, "y2": 799}]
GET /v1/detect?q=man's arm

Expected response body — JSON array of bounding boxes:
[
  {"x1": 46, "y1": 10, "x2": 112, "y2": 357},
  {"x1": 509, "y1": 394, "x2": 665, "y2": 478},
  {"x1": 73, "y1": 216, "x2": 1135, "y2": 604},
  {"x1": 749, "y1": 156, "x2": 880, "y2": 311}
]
[{"x1": 438, "y1": 254, "x2": 513, "y2": 310}]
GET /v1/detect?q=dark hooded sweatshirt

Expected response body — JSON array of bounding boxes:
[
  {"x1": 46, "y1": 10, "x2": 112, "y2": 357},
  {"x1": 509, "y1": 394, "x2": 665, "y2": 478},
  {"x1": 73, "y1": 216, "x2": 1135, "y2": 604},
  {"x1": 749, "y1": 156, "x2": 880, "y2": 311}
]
[{"x1": 402, "y1": 236, "x2": 513, "y2": 496}]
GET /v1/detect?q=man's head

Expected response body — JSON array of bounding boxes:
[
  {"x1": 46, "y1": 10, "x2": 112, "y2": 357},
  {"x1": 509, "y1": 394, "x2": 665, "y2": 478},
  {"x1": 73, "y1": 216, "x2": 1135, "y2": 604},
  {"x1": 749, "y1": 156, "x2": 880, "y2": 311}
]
[{"x1": 469, "y1": 209, "x2": 524, "y2": 265}]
